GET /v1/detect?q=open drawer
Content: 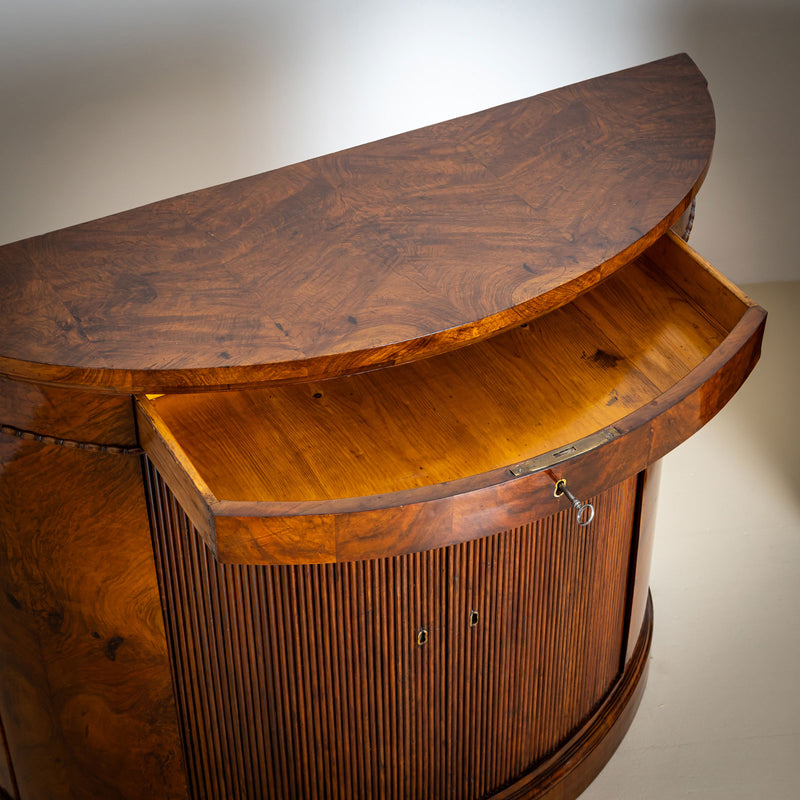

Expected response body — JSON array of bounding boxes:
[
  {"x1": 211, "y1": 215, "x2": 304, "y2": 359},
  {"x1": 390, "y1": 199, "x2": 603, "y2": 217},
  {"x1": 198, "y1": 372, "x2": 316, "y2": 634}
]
[{"x1": 137, "y1": 231, "x2": 765, "y2": 565}]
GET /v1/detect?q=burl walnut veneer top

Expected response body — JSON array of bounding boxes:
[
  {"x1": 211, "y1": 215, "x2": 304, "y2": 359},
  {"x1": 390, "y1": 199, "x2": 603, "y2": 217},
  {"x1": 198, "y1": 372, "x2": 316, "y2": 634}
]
[{"x1": 0, "y1": 54, "x2": 714, "y2": 393}]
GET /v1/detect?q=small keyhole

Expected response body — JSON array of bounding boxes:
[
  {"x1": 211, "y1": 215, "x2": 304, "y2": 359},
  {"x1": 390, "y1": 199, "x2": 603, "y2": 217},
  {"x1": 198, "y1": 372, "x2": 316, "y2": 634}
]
[
  {"x1": 469, "y1": 610, "x2": 479, "y2": 628},
  {"x1": 416, "y1": 628, "x2": 428, "y2": 646}
]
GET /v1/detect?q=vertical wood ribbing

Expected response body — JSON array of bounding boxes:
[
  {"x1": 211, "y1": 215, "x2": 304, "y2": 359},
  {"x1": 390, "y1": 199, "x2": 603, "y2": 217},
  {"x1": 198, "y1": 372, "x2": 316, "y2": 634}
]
[{"x1": 145, "y1": 463, "x2": 637, "y2": 800}]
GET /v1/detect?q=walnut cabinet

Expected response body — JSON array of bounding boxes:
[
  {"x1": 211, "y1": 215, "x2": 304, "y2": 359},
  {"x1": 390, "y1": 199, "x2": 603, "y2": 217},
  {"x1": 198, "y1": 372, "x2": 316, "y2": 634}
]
[{"x1": 0, "y1": 54, "x2": 765, "y2": 800}]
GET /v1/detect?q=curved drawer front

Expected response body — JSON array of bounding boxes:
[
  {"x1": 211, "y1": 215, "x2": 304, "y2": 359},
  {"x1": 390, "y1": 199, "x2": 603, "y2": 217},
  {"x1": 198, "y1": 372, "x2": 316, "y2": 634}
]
[{"x1": 137, "y1": 232, "x2": 765, "y2": 565}]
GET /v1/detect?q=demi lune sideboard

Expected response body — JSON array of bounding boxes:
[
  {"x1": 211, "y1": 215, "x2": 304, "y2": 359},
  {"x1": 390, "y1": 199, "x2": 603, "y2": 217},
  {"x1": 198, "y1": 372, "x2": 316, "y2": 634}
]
[{"x1": 0, "y1": 54, "x2": 765, "y2": 800}]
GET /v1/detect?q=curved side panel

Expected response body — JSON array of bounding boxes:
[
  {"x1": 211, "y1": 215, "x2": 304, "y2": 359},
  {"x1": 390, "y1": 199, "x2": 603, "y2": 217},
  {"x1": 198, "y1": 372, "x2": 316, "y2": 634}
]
[
  {"x1": 625, "y1": 462, "x2": 661, "y2": 663},
  {"x1": 0, "y1": 378, "x2": 187, "y2": 799}
]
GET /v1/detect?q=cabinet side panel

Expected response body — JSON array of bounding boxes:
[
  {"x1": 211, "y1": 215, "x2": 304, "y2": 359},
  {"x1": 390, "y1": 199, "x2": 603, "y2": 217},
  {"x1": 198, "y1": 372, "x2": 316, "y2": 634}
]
[
  {"x1": 0, "y1": 379, "x2": 187, "y2": 799},
  {"x1": 147, "y1": 459, "x2": 638, "y2": 800}
]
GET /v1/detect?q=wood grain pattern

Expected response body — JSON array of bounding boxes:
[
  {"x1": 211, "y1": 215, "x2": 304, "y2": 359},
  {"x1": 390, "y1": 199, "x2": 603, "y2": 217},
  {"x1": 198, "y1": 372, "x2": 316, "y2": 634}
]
[
  {"x1": 0, "y1": 54, "x2": 714, "y2": 393},
  {"x1": 137, "y1": 233, "x2": 765, "y2": 564},
  {"x1": 0, "y1": 53, "x2": 764, "y2": 800},
  {"x1": 145, "y1": 463, "x2": 638, "y2": 799},
  {"x1": 0, "y1": 378, "x2": 188, "y2": 799},
  {"x1": 136, "y1": 395, "x2": 218, "y2": 554}
]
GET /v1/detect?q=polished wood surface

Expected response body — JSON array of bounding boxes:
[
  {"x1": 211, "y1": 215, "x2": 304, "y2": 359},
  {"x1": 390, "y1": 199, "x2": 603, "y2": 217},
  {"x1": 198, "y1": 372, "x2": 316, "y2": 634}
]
[
  {"x1": 0, "y1": 379, "x2": 188, "y2": 799},
  {"x1": 0, "y1": 54, "x2": 714, "y2": 393},
  {"x1": 137, "y1": 233, "x2": 765, "y2": 564},
  {"x1": 146, "y1": 464, "x2": 638, "y2": 800}
]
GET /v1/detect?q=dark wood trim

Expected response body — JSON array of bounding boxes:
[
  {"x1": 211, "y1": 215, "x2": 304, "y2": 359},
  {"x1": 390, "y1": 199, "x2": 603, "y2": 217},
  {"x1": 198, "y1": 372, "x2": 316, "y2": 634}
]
[
  {"x1": 620, "y1": 469, "x2": 649, "y2": 670},
  {"x1": 624, "y1": 462, "x2": 662, "y2": 663}
]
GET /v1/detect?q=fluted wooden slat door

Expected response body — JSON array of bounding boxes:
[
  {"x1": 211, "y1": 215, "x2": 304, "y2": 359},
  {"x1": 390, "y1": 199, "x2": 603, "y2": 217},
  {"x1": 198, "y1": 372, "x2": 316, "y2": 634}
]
[
  {"x1": 144, "y1": 460, "x2": 636, "y2": 800},
  {"x1": 445, "y1": 479, "x2": 635, "y2": 799}
]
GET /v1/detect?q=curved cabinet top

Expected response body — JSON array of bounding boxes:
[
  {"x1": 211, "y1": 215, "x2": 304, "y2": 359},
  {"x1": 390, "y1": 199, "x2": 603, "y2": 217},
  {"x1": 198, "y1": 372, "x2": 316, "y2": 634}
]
[{"x1": 0, "y1": 54, "x2": 714, "y2": 393}]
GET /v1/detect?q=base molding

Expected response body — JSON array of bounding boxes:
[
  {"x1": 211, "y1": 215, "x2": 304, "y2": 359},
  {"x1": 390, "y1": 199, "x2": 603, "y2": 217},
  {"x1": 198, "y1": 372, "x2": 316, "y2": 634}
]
[{"x1": 491, "y1": 593, "x2": 653, "y2": 800}]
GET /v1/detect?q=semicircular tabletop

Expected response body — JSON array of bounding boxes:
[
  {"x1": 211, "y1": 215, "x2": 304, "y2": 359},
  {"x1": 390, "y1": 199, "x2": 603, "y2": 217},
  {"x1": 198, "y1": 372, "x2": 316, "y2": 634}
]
[{"x1": 0, "y1": 53, "x2": 714, "y2": 393}]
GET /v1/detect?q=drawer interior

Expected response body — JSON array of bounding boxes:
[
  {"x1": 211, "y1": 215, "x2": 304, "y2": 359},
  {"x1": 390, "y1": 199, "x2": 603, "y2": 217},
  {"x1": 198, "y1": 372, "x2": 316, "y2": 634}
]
[{"x1": 139, "y1": 233, "x2": 751, "y2": 504}]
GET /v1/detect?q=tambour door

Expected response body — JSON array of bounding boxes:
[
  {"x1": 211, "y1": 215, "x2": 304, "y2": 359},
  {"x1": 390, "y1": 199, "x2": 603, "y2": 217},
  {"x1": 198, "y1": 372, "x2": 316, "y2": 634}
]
[
  {"x1": 443, "y1": 476, "x2": 637, "y2": 800},
  {"x1": 144, "y1": 462, "x2": 638, "y2": 800}
]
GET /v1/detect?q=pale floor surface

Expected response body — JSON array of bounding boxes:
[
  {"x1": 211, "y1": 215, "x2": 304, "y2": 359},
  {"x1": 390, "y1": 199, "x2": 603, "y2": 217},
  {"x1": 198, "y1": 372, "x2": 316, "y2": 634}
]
[{"x1": 581, "y1": 280, "x2": 800, "y2": 799}]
